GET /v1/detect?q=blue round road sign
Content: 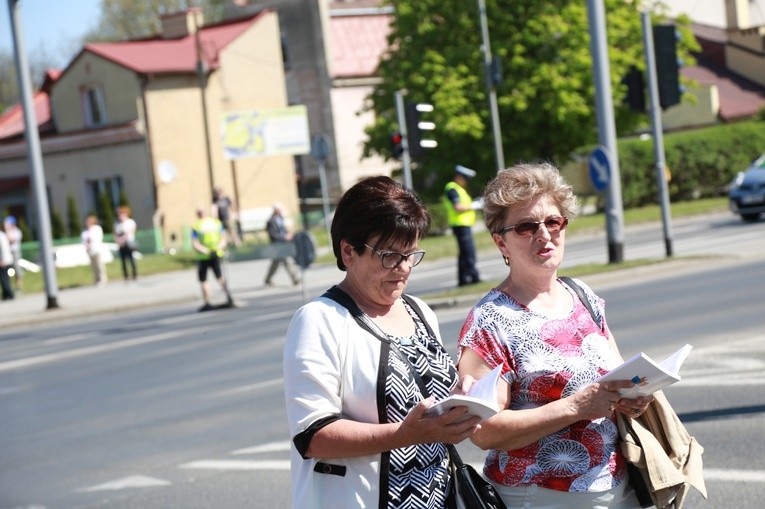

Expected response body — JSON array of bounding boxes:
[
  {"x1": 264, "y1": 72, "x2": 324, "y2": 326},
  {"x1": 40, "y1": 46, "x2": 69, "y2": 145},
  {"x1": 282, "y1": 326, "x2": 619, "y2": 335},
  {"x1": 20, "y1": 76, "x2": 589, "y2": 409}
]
[{"x1": 588, "y1": 146, "x2": 611, "y2": 192}]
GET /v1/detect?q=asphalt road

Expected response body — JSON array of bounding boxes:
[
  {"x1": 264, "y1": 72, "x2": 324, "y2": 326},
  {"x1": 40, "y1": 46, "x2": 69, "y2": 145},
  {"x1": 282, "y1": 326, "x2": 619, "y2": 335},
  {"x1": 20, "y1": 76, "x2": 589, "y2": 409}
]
[{"x1": 1, "y1": 214, "x2": 764, "y2": 508}]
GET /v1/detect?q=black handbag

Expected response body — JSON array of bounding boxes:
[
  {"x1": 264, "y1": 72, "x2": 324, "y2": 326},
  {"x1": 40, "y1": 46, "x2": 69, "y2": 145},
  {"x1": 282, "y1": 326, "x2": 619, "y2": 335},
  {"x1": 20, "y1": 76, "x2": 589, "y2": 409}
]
[
  {"x1": 322, "y1": 286, "x2": 506, "y2": 509},
  {"x1": 447, "y1": 443, "x2": 506, "y2": 509}
]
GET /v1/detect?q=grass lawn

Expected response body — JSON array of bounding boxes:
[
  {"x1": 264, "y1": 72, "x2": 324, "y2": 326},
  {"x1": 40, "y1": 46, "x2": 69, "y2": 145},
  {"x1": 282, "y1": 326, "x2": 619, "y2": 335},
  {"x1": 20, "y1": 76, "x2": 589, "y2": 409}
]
[{"x1": 16, "y1": 197, "x2": 728, "y2": 295}]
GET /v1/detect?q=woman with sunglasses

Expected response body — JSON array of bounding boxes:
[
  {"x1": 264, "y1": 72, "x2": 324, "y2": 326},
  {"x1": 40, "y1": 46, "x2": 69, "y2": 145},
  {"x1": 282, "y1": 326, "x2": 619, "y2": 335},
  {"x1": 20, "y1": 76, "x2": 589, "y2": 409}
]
[
  {"x1": 457, "y1": 162, "x2": 652, "y2": 508},
  {"x1": 283, "y1": 176, "x2": 481, "y2": 509}
]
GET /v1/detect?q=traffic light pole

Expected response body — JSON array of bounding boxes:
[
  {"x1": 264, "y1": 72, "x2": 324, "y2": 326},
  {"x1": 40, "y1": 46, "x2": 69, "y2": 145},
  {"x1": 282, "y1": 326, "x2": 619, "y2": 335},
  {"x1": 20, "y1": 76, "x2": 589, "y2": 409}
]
[
  {"x1": 587, "y1": 0, "x2": 625, "y2": 264},
  {"x1": 641, "y1": 9, "x2": 674, "y2": 257},
  {"x1": 394, "y1": 90, "x2": 414, "y2": 190}
]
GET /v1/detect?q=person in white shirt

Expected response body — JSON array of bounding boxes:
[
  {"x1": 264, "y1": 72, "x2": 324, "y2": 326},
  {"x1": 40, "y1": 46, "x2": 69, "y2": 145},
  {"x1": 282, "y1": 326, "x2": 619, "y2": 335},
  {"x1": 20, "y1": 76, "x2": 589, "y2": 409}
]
[
  {"x1": 113, "y1": 206, "x2": 138, "y2": 281},
  {"x1": 0, "y1": 227, "x2": 13, "y2": 300},
  {"x1": 82, "y1": 214, "x2": 107, "y2": 287},
  {"x1": 3, "y1": 215, "x2": 23, "y2": 294}
]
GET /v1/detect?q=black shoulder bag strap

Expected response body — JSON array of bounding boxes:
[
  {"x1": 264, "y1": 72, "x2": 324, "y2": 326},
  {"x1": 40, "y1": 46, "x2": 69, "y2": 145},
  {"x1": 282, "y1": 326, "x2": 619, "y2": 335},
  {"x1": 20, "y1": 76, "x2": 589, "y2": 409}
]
[
  {"x1": 322, "y1": 285, "x2": 460, "y2": 443},
  {"x1": 560, "y1": 276, "x2": 604, "y2": 332}
]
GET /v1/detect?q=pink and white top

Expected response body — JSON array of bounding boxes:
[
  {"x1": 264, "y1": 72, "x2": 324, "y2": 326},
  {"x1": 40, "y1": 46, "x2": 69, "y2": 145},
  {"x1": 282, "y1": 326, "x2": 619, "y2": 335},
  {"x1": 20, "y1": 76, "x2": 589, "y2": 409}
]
[{"x1": 458, "y1": 278, "x2": 627, "y2": 493}]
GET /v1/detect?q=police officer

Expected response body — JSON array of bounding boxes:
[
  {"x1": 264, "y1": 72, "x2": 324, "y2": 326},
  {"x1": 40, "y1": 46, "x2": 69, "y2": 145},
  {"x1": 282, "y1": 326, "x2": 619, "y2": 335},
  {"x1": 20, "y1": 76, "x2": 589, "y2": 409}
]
[
  {"x1": 443, "y1": 165, "x2": 481, "y2": 286},
  {"x1": 191, "y1": 208, "x2": 234, "y2": 311}
]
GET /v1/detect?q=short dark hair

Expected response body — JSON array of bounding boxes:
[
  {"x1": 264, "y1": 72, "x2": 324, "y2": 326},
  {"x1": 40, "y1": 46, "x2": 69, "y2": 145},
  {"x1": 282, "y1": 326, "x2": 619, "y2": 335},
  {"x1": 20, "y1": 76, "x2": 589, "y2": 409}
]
[{"x1": 331, "y1": 176, "x2": 430, "y2": 271}]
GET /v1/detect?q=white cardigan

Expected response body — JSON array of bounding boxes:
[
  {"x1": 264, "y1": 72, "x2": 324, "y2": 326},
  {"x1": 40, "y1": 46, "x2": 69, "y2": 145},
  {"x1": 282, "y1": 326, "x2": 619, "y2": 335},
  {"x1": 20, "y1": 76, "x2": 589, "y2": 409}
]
[{"x1": 283, "y1": 293, "x2": 443, "y2": 509}]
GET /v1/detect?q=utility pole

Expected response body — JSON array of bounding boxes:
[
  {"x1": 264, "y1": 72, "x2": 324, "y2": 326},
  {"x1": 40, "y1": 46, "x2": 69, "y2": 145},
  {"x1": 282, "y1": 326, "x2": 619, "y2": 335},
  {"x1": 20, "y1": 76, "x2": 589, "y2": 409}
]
[
  {"x1": 477, "y1": 0, "x2": 505, "y2": 172},
  {"x1": 394, "y1": 90, "x2": 413, "y2": 190},
  {"x1": 642, "y1": 8, "x2": 674, "y2": 257},
  {"x1": 194, "y1": 10, "x2": 215, "y2": 199},
  {"x1": 586, "y1": 0, "x2": 626, "y2": 263},
  {"x1": 7, "y1": 0, "x2": 59, "y2": 309}
]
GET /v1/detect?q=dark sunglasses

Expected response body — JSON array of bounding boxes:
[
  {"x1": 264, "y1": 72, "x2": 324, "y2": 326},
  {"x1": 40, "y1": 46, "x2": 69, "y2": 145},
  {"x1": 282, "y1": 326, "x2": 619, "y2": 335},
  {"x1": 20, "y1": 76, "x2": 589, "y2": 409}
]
[
  {"x1": 364, "y1": 244, "x2": 426, "y2": 269},
  {"x1": 495, "y1": 216, "x2": 569, "y2": 237}
]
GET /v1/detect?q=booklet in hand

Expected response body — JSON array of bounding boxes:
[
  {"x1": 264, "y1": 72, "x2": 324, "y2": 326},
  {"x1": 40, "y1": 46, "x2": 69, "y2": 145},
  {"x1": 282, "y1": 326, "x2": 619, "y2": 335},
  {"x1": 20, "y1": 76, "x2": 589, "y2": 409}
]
[
  {"x1": 597, "y1": 344, "x2": 693, "y2": 398},
  {"x1": 426, "y1": 365, "x2": 502, "y2": 422}
]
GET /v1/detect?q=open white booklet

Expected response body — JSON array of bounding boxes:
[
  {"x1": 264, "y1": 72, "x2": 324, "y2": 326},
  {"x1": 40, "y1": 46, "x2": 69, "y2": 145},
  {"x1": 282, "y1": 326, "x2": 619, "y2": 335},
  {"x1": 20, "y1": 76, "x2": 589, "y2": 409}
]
[
  {"x1": 597, "y1": 344, "x2": 693, "y2": 398},
  {"x1": 425, "y1": 365, "x2": 502, "y2": 422}
]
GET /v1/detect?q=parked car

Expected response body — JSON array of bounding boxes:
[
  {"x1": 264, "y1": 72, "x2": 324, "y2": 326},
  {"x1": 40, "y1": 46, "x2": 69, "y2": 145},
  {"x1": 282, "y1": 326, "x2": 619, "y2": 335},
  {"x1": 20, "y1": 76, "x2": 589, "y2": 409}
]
[{"x1": 728, "y1": 153, "x2": 765, "y2": 221}]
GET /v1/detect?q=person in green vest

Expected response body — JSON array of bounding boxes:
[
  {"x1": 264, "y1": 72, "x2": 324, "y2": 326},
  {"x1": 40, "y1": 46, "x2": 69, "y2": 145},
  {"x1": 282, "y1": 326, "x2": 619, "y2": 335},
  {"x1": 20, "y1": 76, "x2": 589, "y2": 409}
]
[
  {"x1": 191, "y1": 208, "x2": 235, "y2": 312},
  {"x1": 443, "y1": 165, "x2": 482, "y2": 286}
]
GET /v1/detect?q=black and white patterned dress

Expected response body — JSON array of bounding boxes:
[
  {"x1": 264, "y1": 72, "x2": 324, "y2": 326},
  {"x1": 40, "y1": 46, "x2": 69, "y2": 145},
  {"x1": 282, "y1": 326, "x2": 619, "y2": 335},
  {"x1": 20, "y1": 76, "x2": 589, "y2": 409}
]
[{"x1": 381, "y1": 301, "x2": 457, "y2": 508}]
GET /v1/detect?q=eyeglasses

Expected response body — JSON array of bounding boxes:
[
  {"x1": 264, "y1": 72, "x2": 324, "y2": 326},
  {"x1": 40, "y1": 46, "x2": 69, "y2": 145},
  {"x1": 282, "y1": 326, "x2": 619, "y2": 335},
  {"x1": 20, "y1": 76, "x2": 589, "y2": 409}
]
[
  {"x1": 364, "y1": 244, "x2": 426, "y2": 269},
  {"x1": 495, "y1": 216, "x2": 569, "y2": 237}
]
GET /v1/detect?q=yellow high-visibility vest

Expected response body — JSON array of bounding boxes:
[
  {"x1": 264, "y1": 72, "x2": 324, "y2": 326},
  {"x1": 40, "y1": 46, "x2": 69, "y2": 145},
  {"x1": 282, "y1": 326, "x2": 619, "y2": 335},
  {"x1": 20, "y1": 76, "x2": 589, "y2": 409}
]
[
  {"x1": 443, "y1": 181, "x2": 475, "y2": 227},
  {"x1": 192, "y1": 217, "x2": 224, "y2": 259}
]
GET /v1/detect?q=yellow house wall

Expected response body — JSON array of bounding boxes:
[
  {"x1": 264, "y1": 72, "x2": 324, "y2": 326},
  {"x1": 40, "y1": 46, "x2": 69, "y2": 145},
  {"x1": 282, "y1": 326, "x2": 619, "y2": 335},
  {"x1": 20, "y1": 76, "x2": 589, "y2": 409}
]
[
  {"x1": 661, "y1": 84, "x2": 720, "y2": 131},
  {"x1": 0, "y1": 140, "x2": 152, "y2": 235},
  {"x1": 725, "y1": 44, "x2": 765, "y2": 87},
  {"x1": 146, "y1": 11, "x2": 298, "y2": 248},
  {"x1": 50, "y1": 53, "x2": 142, "y2": 133}
]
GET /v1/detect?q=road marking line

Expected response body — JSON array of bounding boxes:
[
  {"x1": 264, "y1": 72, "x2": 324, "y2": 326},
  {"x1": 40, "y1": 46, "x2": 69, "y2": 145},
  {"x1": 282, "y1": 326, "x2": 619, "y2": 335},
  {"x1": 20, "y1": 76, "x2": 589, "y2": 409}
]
[
  {"x1": 203, "y1": 378, "x2": 283, "y2": 399},
  {"x1": 179, "y1": 460, "x2": 290, "y2": 471},
  {"x1": 0, "y1": 331, "x2": 185, "y2": 373},
  {"x1": 77, "y1": 475, "x2": 171, "y2": 492},
  {"x1": 44, "y1": 332, "x2": 98, "y2": 346},
  {"x1": 703, "y1": 469, "x2": 765, "y2": 483},
  {"x1": 233, "y1": 441, "x2": 291, "y2": 455}
]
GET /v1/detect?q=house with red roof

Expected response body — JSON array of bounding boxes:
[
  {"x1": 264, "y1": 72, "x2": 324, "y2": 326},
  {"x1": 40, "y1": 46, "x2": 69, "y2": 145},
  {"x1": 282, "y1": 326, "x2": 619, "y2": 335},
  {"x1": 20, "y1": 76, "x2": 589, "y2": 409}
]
[{"x1": 0, "y1": 8, "x2": 297, "y2": 251}]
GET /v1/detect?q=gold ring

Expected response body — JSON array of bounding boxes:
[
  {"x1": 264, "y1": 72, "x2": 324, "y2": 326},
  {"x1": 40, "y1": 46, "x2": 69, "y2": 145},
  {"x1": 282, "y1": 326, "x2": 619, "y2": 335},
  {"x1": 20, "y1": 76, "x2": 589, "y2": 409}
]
[{"x1": 609, "y1": 402, "x2": 616, "y2": 412}]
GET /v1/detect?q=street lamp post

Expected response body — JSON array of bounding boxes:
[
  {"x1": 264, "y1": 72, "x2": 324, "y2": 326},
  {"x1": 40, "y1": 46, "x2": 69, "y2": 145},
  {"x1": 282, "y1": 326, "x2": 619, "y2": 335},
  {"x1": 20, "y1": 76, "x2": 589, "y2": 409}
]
[
  {"x1": 477, "y1": 0, "x2": 505, "y2": 172},
  {"x1": 6, "y1": 0, "x2": 59, "y2": 308}
]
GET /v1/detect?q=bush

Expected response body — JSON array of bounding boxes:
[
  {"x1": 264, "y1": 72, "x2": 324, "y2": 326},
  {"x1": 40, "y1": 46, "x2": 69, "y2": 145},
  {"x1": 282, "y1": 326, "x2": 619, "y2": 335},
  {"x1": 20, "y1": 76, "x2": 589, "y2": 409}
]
[{"x1": 592, "y1": 119, "x2": 765, "y2": 209}]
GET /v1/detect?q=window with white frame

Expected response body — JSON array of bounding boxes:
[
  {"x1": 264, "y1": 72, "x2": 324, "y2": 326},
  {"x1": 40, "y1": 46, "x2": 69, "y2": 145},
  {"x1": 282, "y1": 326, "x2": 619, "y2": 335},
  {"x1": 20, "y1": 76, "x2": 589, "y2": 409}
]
[{"x1": 82, "y1": 84, "x2": 106, "y2": 127}]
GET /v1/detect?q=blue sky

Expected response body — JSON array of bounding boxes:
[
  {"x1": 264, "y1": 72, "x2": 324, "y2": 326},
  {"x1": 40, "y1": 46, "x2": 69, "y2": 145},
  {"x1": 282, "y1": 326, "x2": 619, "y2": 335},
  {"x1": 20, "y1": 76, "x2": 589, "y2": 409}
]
[{"x1": 0, "y1": 0, "x2": 101, "y2": 67}]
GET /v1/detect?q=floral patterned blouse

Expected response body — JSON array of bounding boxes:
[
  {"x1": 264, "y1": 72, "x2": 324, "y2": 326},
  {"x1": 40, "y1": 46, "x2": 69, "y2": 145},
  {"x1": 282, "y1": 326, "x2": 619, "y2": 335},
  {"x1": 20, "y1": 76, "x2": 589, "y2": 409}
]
[{"x1": 457, "y1": 279, "x2": 627, "y2": 493}]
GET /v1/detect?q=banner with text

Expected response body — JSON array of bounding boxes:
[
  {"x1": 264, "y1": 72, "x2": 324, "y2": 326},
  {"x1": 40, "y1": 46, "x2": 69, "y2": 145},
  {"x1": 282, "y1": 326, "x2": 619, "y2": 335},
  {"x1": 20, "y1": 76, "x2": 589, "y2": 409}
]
[{"x1": 220, "y1": 105, "x2": 310, "y2": 160}]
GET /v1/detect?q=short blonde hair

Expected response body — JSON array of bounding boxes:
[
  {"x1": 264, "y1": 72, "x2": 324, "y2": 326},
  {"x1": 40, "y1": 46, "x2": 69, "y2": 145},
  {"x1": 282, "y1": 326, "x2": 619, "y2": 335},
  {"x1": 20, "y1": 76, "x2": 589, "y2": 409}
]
[{"x1": 483, "y1": 162, "x2": 577, "y2": 235}]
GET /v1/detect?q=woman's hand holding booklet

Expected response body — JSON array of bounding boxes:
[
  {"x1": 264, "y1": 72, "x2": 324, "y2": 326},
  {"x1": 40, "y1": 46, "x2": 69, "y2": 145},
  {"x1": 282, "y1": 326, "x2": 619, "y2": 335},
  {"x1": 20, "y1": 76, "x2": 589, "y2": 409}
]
[
  {"x1": 425, "y1": 365, "x2": 502, "y2": 422},
  {"x1": 597, "y1": 343, "x2": 693, "y2": 398}
]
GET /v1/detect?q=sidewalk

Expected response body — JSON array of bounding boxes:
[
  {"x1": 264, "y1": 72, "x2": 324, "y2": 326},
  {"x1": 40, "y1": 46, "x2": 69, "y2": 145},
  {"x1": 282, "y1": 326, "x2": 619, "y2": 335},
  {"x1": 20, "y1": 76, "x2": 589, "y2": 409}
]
[
  {"x1": 0, "y1": 211, "x2": 743, "y2": 330},
  {"x1": 1, "y1": 257, "x2": 314, "y2": 330}
]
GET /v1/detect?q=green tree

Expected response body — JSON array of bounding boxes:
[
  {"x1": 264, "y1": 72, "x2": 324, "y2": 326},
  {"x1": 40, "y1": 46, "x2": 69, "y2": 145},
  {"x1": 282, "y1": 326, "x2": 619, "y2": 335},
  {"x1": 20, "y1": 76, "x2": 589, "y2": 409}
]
[
  {"x1": 17, "y1": 215, "x2": 33, "y2": 243},
  {"x1": 118, "y1": 188, "x2": 131, "y2": 207},
  {"x1": 66, "y1": 194, "x2": 81, "y2": 237},
  {"x1": 84, "y1": 0, "x2": 228, "y2": 43},
  {"x1": 98, "y1": 190, "x2": 115, "y2": 234},
  {"x1": 363, "y1": 0, "x2": 698, "y2": 200},
  {"x1": 50, "y1": 209, "x2": 66, "y2": 239}
]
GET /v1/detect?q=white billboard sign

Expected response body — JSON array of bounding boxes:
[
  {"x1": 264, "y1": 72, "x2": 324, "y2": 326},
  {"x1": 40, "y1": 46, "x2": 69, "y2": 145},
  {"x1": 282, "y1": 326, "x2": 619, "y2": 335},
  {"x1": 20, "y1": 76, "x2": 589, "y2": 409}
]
[{"x1": 220, "y1": 105, "x2": 310, "y2": 160}]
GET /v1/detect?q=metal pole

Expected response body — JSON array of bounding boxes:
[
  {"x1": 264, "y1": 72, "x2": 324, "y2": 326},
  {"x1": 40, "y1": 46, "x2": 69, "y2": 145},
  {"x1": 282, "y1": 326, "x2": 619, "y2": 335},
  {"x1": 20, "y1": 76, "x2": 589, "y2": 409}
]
[
  {"x1": 7, "y1": 0, "x2": 59, "y2": 308},
  {"x1": 477, "y1": 0, "x2": 505, "y2": 172},
  {"x1": 586, "y1": 0, "x2": 626, "y2": 263},
  {"x1": 194, "y1": 14, "x2": 215, "y2": 199},
  {"x1": 394, "y1": 90, "x2": 413, "y2": 189},
  {"x1": 641, "y1": 9, "x2": 674, "y2": 257},
  {"x1": 317, "y1": 160, "x2": 332, "y2": 247}
]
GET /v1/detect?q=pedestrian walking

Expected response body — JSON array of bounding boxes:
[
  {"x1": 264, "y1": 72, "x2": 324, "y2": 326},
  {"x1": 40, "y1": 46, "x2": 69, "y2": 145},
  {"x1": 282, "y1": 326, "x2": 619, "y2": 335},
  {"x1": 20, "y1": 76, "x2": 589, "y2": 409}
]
[{"x1": 264, "y1": 202, "x2": 300, "y2": 286}]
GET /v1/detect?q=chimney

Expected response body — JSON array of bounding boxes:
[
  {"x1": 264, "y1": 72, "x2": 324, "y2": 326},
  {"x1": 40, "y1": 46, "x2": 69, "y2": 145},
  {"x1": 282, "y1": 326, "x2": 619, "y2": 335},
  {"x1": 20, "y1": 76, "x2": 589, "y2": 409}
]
[
  {"x1": 725, "y1": 0, "x2": 751, "y2": 30},
  {"x1": 160, "y1": 7, "x2": 204, "y2": 39}
]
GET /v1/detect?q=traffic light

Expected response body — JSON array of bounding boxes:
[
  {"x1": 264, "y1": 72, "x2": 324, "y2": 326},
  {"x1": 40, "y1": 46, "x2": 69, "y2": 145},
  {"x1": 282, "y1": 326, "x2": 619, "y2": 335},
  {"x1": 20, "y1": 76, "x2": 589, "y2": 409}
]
[
  {"x1": 622, "y1": 65, "x2": 645, "y2": 113},
  {"x1": 653, "y1": 24, "x2": 682, "y2": 109},
  {"x1": 390, "y1": 131, "x2": 403, "y2": 159},
  {"x1": 404, "y1": 101, "x2": 436, "y2": 159}
]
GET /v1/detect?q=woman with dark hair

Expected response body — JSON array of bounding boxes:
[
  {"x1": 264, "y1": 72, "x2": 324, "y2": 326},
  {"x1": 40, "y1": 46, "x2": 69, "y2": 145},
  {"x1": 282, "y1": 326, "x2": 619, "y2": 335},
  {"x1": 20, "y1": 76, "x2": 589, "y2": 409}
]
[{"x1": 283, "y1": 176, "x2": 481, "y2": 509}]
